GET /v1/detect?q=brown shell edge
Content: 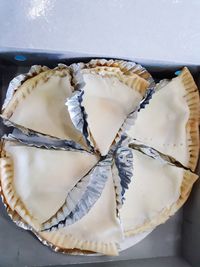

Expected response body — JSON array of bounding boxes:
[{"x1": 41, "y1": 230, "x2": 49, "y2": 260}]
[
  {"x1": 180, "y1": 67, "x2": 200, "y2": 171},
  {"x1": 2, "y1": 65, "x2": 71, "y2": 120}
]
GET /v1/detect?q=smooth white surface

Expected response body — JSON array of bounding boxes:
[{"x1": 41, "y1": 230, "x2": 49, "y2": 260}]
[
  {"x1": 0, "y1": 0, "x2": 200, "y2": 64},
  {"x1": 120, "y1": 150, "x2": 183, "y2": 233},
  {"x1": 82, "y1": 73, "x2": 142, "y2": 155},
  {"x1": 5, "y1": 143, "x2": 98, "y2": 223},
  {"x1": 120, "y1": 229, "x2": 153, "y2": 252},
  {"x1": 9, "y1": 69, "x2": 81, "y2": 141},
  {"x1": 127, "y1": 73, "x2": 190, "y2": 166}
]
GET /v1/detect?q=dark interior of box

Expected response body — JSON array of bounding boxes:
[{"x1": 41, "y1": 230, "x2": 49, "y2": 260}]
[{"x1": 0, "y1": 51, "x2": 199, "y2": 267}]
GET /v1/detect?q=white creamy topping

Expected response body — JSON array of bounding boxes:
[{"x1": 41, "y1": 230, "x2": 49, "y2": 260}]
[
  {"x1": 82, "y1": 73, "x2": 142, "y2": 155},
  {"x1": 120, "y1": 150, "x2": 183, "y2": 232},
  {"x1": 5, "y1": 143, "x2": 98, "y2": 222},
  {"x1": 128, "y1": 77, "x2": 190, "y2": 166}
]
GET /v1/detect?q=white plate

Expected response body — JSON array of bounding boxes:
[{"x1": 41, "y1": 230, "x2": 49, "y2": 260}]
[{"x1": 120, "y1": 228, "x2": 154, "y2": 251}]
